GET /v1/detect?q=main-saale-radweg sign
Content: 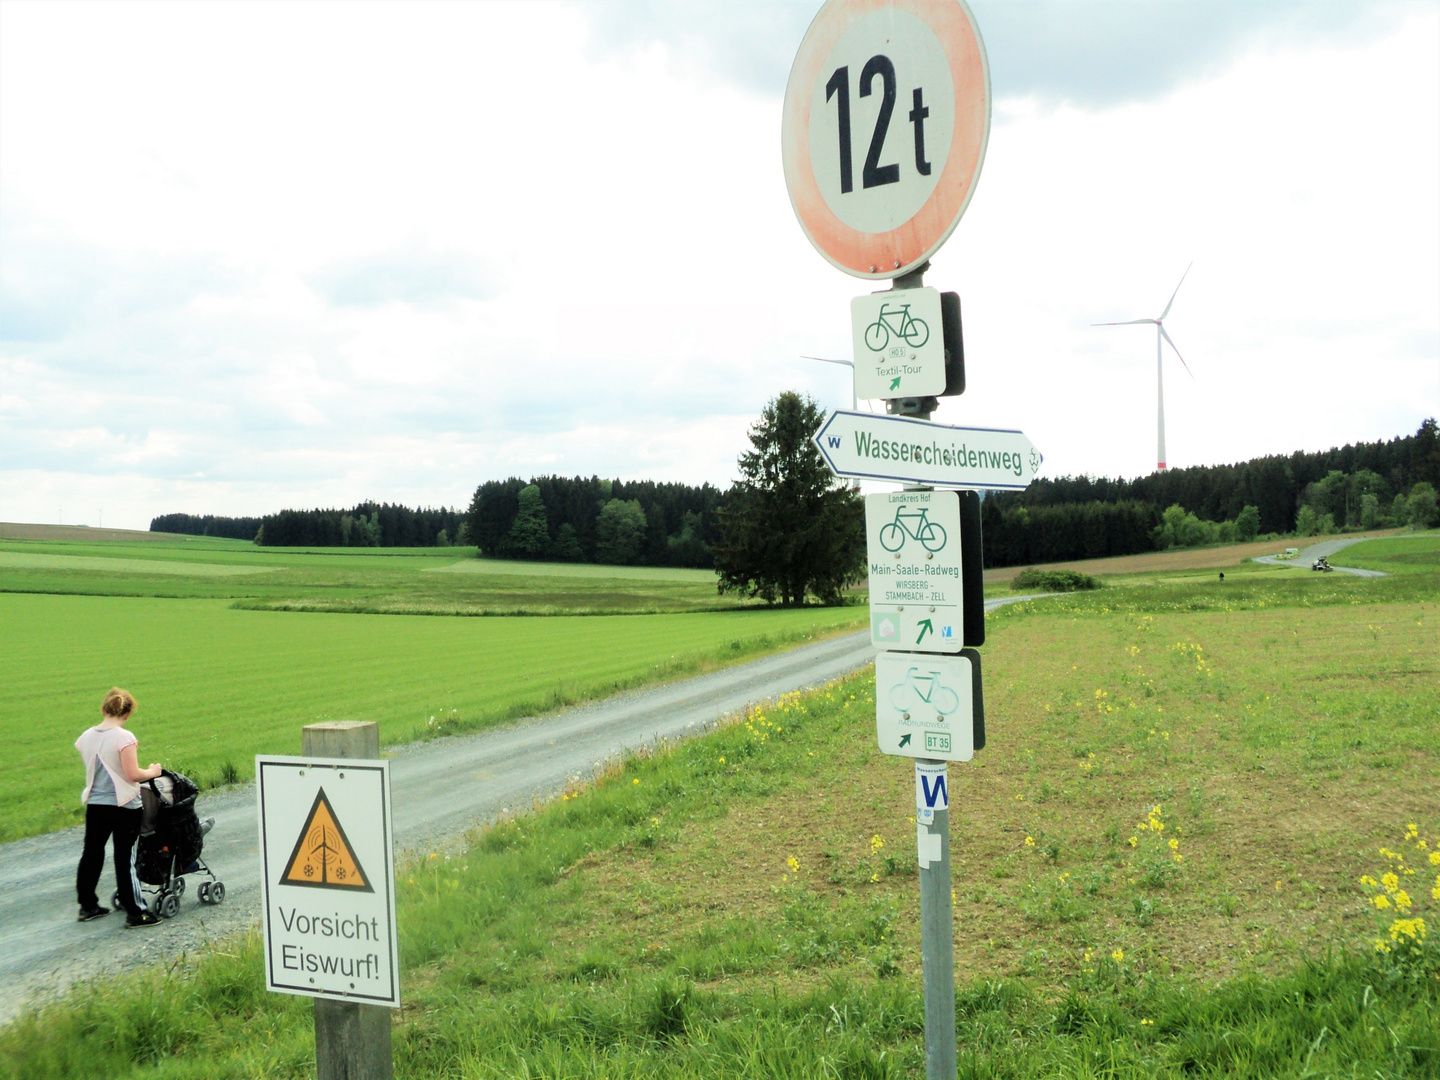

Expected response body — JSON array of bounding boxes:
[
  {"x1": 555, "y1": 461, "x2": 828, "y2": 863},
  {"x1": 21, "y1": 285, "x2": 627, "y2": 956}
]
[
  {"x1": 781, "y1": 0, "x2": 991, "y2": 280},
  {"x1": 814, "y1": 409, "x2": 1040, "y2": 489}
]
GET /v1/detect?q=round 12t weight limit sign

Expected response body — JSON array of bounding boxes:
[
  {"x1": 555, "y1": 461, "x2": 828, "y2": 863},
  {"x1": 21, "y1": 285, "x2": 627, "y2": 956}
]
[{"x1": 782, "y1": 0, "x2": 990, "y2": 279}]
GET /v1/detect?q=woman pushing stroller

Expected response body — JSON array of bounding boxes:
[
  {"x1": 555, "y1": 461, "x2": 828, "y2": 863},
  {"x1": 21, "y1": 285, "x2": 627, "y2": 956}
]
[{"x1": 74, "y1": 688, "x2": 163, "y2": 927}]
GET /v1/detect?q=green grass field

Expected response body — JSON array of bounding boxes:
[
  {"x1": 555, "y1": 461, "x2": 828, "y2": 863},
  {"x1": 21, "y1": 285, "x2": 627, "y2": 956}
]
[
  {"x1": 0, "y1": 593, "x2": 863, "y2": 842},
  {"x1": 0, "y1": 536, "x2": 761, "y2": 615},
  {"x1": 0, "y1": 533, "x2": 870, "y2": 840},
  {"x1": 1334, "y1": 534, "x2": 1440, "y2": 575},
  {"x1": 3, "y1": 536, "x2": 1437, "y2": 1077}
]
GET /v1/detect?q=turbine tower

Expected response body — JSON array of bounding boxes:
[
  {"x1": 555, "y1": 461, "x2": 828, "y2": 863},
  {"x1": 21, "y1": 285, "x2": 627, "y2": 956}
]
[{"x1": 1093, "y1": 264, "x2": 1193, "y2": 471}]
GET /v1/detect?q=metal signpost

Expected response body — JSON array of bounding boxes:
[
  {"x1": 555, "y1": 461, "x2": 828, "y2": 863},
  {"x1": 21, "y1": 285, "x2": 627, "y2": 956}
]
[
  {"x1": 258, "y1": 722, "x2": 399, "y2": 1080},
  {"x1": 783, "y1": 3, "x2": 1022, "y2": 1077}
]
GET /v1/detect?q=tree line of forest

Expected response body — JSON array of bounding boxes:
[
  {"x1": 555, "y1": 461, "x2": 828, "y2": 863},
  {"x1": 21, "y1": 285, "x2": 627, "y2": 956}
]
[
  {"x1": 981, "y1": 419, "x2": 1440, "y2": 567},
  {"x1": 465, "y1": 477, "x2": 724, "y2": 568},
  {"x1": 149, "y1": 513, "x2": 264, "y2": 541},
  {"x1": 149, "y1": 416, "x2": 1438, "y2": 579},
  {"x1": 250, "y1": 503, "x2": 465, "y2": 547}
]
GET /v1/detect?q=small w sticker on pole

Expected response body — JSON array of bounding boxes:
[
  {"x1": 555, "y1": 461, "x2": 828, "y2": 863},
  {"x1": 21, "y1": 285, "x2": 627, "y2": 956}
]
[{"x1": 915, "y1": 762, "x2": 948, "y2": 826}]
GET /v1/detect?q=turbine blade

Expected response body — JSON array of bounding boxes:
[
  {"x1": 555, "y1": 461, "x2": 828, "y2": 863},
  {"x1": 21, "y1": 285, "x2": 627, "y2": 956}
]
[
  {"x1": 1091, "y1": 319, "x2": 1157, "y2": 326},
  {"x1": 1159, "y1": 261, "x2": 1193, "y2": 320},
  {"x1": 1159, "y1": 325, "x2": 1194, "y2": 378},
  {"x1": 801, "y1": 355, "x2": 854, "y2": 368}
]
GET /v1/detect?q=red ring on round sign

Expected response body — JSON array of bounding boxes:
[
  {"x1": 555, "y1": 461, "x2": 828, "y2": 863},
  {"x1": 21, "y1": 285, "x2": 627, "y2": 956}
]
[{"x1": 781, "y1": 0, "x2": 990, "y2": 280}]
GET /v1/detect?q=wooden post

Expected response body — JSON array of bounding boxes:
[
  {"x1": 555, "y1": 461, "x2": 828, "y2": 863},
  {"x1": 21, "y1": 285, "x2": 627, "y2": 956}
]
[{"x1": 302, "y1": 721, "x2": 393, "y2": 1080}]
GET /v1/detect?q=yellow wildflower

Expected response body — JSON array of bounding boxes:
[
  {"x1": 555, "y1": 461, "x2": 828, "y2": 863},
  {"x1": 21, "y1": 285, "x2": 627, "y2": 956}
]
[
  {"x1": 1389, "y1": 917, "x2": 1426, "y2": 942},
  {"x1": 786, "y1": 856, "x2": 800, "y2": 874},
  {"x1": 1024, "y1": 836, "x2": 1036, "y2": 847},
  {"x1": 1111, "y1": 948, "x2": 1124, "y2": 963},
  {"x1": 1127, "y1": 836, "x2": 1138, "y2": 848},
  {"x1": 1168, "y1": 839, "x2": 1179, "y2": 851},
  {"x1": 1381, "y1": 872, "x2": 1400, "y2": 892},
  {"x1": 870, "y1": 835, "x2": 885, "y2": 854},
  {"x1": 1373, "y1": 895, "x2": 1392, "y2": 910}
]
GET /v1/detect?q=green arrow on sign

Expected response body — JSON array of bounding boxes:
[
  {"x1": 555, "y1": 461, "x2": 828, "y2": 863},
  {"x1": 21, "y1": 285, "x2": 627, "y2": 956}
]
[
  {"x1": 916, "y1": 619, "x2": 933, "y2": 644},
  {"x1": 899, "y1": 733, "x2": 912, "y2": 748},
  {"x1": 890, "y1": 375, "x2": 902, "y2": 391}
]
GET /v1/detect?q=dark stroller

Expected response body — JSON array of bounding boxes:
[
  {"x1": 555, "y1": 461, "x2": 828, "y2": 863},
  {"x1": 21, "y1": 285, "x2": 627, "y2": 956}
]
[{"x1": 111, "y1": 770, "x2": 227, "y2": 918}]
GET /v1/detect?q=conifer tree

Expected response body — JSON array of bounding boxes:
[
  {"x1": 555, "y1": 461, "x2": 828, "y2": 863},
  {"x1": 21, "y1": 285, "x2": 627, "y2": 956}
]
[{"x1": 713, "y1": 391, "x2": 864, "y2": 606}]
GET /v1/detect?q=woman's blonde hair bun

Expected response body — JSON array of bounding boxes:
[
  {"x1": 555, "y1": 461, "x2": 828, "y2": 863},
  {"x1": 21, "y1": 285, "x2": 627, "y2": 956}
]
[{"x1": 101, "y1": 687, "x2": 136, "y2": 718}]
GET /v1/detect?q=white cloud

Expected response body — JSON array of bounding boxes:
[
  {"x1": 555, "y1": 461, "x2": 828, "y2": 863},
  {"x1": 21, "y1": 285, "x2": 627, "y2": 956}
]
[{"x1": 1, "y1": 0, "x2": 1436, "y2": 530}]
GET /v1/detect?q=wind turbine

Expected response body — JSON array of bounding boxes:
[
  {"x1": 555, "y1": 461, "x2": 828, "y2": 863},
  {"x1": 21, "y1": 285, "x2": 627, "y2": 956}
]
[{"x1": 1093, "y1": 263, "x2": 1193, "y2": 471}]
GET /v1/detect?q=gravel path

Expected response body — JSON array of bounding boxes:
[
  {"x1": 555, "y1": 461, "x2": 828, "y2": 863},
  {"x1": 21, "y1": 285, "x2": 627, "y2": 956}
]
[
  {"x1": 1251, "y1": 537, "x2": 1387, "y2": 577},
  {"x1": 1, "y1": 598, "x2": 1038, "y2": 1024}
]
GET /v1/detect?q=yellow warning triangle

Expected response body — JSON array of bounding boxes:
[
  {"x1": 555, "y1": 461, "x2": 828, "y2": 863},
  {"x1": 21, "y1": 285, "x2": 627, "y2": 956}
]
[{"x1": 279, "y1": 788, "x2": 374, "y2": 892}]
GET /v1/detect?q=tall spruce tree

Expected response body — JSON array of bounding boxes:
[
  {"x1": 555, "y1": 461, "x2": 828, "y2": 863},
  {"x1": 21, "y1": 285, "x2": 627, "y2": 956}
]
[{"x1": 713, "y1": 391, "x2": 864, "y2": 606}]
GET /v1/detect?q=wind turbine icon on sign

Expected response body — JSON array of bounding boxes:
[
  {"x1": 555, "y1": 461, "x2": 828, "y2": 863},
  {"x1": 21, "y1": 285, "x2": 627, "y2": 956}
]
[{"x1": 1092, "y1": 263, "x2": 1194, "y2": 472}]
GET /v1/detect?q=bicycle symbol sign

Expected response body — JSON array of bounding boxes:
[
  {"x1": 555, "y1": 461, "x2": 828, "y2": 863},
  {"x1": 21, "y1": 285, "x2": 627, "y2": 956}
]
[
  {"x1": 875, "y1": 651, "x2": 976, "y2": 762},
  {"x1": 879, "y1": 504, "x2": 947, "y2": 553},
  {"x1": 863, "y1": 303, "x2": 929, "y2": 353},
  {"x1": 850, "y1": 286, "x2": 946, "y2": 399},
  {"x1": 889, "y1": 666, "x2": 961, "y2": 717},
  {"x1": 866, "y1": 491, "x2": 964, "y2": 654}
]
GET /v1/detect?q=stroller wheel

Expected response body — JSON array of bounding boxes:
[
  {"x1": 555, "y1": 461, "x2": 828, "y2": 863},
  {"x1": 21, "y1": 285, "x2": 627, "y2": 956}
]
[
  {"x1": 209, "y1": 881, "x2": 226, "y2": 905},
  {"x1": 110, "y1": 890, "x2": 122, "y2": 911},
  {"x1": 158, "y1": 892, "x2": 180, "y2": 919},
  {"x1": 172, "y1": 876, "x2": 186, "y2": 898},
  {"x1": 198, "y1": 882, "x2": 212, "y2": 904}
]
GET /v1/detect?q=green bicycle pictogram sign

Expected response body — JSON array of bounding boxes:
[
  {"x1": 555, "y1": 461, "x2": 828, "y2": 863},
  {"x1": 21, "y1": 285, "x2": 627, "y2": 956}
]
[
  {"x1": 889, "y1": 666, "x2": 961, "y2": 716},
  {"x1": 878, "y1": 504, "x2": 947, "y2": 553},
  {"x1": 863, "y1": 302, "x2": 930, "y2": 352}
]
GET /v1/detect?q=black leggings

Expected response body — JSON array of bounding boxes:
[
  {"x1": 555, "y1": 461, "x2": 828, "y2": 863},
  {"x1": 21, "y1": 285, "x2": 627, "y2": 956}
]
[{"x1": 76, "y1": 804, "x2": 146, "y2": 917}]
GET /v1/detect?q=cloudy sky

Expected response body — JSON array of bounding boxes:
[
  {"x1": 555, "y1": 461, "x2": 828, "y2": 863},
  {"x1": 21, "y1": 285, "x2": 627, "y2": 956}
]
[{"x1": 2, "y1": 0, "x2": 1437, "y2": 530}]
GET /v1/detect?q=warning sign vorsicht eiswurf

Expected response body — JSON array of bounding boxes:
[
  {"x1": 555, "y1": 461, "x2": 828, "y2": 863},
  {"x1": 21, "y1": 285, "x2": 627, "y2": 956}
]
[{"x1": 256, "y1": 755, "x2": 399, "y2": 1007}]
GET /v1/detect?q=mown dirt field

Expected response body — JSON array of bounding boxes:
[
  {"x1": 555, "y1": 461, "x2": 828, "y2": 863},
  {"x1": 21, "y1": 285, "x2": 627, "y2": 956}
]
[{"x1": 0, "y1": 522, "x2": 181, "y2": 543}]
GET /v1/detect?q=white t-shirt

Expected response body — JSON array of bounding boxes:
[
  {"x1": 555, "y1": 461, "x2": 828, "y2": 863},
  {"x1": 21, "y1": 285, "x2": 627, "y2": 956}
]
[{"x1": 75, "y1": 725, "x2": 142, "y2": 809}]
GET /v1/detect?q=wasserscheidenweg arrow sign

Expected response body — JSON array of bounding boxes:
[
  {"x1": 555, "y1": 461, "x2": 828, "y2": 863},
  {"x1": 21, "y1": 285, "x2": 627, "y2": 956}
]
[{"x1": 814, "y1": 410, "x2": 1040, "y2": 489}]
